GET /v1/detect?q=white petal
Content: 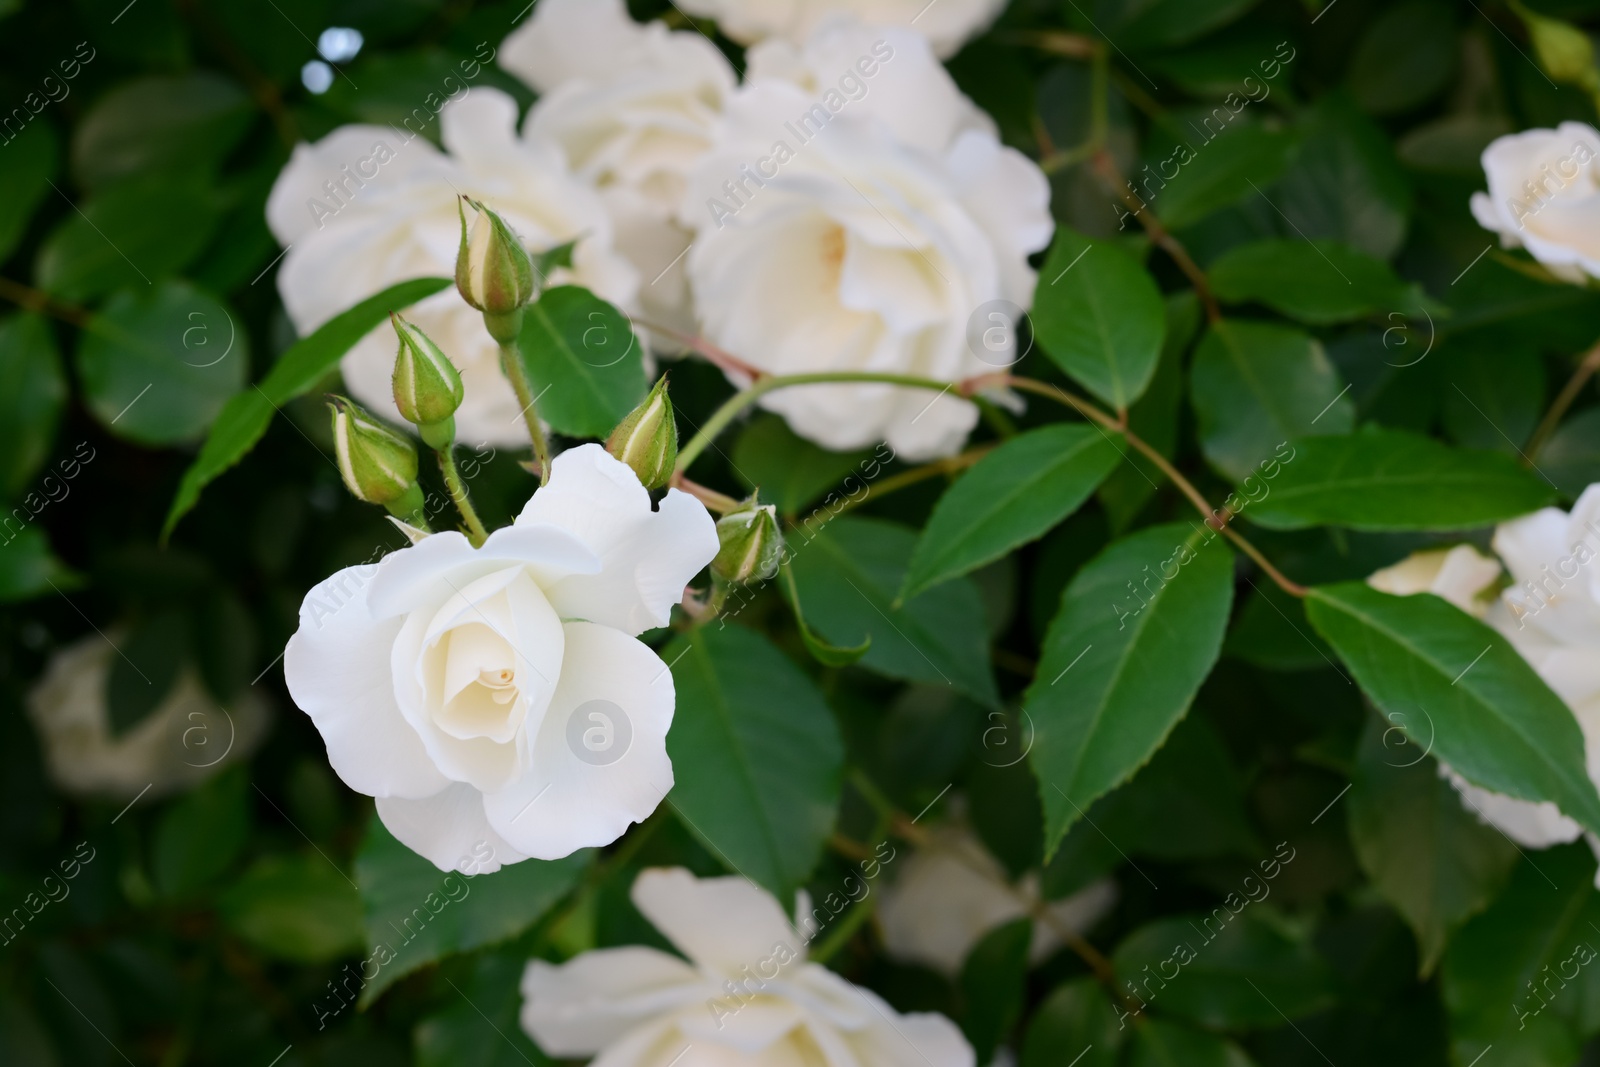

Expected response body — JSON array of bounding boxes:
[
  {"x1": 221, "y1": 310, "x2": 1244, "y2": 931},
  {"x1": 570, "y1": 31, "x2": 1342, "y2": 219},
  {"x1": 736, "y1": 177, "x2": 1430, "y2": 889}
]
[
  {"x1": 520, "y1": 950, "x2": 706, "y2": 1055},
  {"x1": 285, "y1": 564, "x2": 450, "y2": 800},
  {"x1": 676, "y1": 998, "x2": 805, "y2": 1052},
  {"x1": 376, "y1": 781, "x2": 531, "y2": 873},
  {"x1": 1442, "y1": 764, "x2": 1582, "y2": 848},
  {"x1": 847, "y1": 1004, "x2": 975, "y2": 1067},
  {"x1": 630, "y1": 868, "x2": 800, "y2": 975},
  {"x1": 483, "y1": 622, "x2": 676, "y2": 858},
  {"x1": 515, "y1": 444, "x2": 718, "y2": 634},
  {"x1": 365, "y1": 525, "x2": 599, "y2": 619}
]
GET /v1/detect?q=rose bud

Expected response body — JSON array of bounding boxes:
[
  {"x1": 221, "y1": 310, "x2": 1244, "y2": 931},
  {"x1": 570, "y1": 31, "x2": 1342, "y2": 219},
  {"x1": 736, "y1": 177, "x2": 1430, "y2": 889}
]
[
  {"x1": 391, "y1": 315, "x2": 464, "y2": 450},
  {"x1": 712, "y1": 499, "x2": 783, "y2": 586},
  {"x1": 328, "y1": 396, "x2": 425, "y2": 522},
  {"x1": 1525, "y1": 9, "x2": 1597, "y2": 87},
  {"x1": 605, "y1": 376, "x2": 677, "y2": 491},
  {"x1": 456, "y1": 196, "x2": 536, "y2": 342}
]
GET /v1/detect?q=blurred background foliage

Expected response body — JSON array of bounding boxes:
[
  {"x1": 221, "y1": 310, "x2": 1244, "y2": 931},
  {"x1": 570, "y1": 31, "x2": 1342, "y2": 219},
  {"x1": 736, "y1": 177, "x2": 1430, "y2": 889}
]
[{"x1": 6, "y1": 0, "x2": 1600, "y2": 1064}]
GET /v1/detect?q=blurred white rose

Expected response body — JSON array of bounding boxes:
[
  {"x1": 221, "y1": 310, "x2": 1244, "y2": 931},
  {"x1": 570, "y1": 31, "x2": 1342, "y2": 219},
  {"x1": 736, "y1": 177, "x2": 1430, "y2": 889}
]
[
  {"x1": 1365, "y1": 543, "x2": 1503, "y2": 616},
  {"x1": 284, "y1": 445, "x2": 717, "y2": 872},
  {"x1": 266, "y1": 88, "x2": 639, "y2": 448},
  {"x1": 28, "y1": 635, "x2": 268, "y2": 800},
  {"x1": 877, "y1": 823, "x2": 1115, "y2": 977},
  {"x1": 1470, "y1": 121, "x2": 1600, "y2": 283},
  {"x1": 678, "y1": 0, "x2": 1009, "y2": 58},
  {"x1": 681, "y1": 23, "x2": 1051, "y2": 459},
  {"x1": 500, "y1": 0, "x2": 735, "y2": 335},
  {"x1": 521, "y1": 866, "x2": 974, "y2": 1067}
]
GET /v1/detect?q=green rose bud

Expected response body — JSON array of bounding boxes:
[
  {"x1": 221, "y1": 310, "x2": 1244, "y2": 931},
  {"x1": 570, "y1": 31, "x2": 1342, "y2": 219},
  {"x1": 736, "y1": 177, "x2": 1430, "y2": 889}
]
[
  {"x1": 1519, "y1": 3, "x2": 1599, "y2": 87},
  {"x1": 329, "y1": 396, "x2": 425, "y2": 521},
  {"x1": 456, "y1": 196, "x2": 536, "y2": 341},
  {"x1": 606, "y1": 376, "x2": 678, "y2": 491},
  {"x1": 391, "y1": 314, "x2": 464, "y2": 450},
  {"x1": 712, "y1": 500, "x2": 783, "y2": 586}
]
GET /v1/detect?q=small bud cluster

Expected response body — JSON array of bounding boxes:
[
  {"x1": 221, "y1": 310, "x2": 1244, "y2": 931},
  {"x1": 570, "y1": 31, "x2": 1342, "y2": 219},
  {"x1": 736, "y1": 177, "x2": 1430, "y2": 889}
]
[{"x1": 456, "y1": 196, "x2": 537, "y2": 343}]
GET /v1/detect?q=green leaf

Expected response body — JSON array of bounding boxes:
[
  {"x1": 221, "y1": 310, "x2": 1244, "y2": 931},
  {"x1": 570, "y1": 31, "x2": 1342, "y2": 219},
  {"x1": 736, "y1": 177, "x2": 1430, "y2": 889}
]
[
  {"x1": 162, "y1": 276, "x2": 451, "y2": 539},
  {"x1": 1127, "y1": 1019, "x2": 1258, "y2": 1067},
  {"x1": 733, "y1": 415, "x2": 878, "y2": 516},
  {"x1": 902, "y1": 424, "x2": 1123, "y2": 600},
  {"x1": 1348, "y1": 713, "x2": 1518, "y2": 976},
  {"x1": 1305, "y1": 582, "x2": 1600, "y2": 835},
  {"x1": 1542, "y1": 407, "x2": 1600, "y2": 496},
  {"x1": 75, "y1": 281, "x2": 247, "y2": 446},
  {"x1": 1190, "y1": 319, "x2": 1352, "y2": 482},
  {"x1": 664, "y1": 625, "x2": 844, "y2": 898},
  {"x1": 1158, "y1": 126, "x2": 1297, "y2": 231},
  {"x1": 788, "y1": 516, "x2": 999, "y2": 707},
  {"x1": 1020, "y1": 979, "x2": 1125, "y2": 1067},
  {"x1": 518, "y1": 286, "x2": 648, "y2": 438},
  {"x1": 1442, "y1": 341, "x2": 1545, "y2": 455},
  {"x1": 778, "y1": 562, "x2": 870, "y2": 667},
  {"x1": 0, "y1": 314, "x2": 66, "y2": 498},
  {"x1": 1108, "y1": 0, "x2": 1262, "y2": 49},
  {"x1": 1112, "y1": 909, "x2": 1337, "y2": 1029},
  {"x1": 0, "y1": 121, "x2": 56, "y2": 264},
  {"x1": 531, "y1": 238, "x2": 577, "y2": 278},
  {"x1": 219, "y1": 854, "x2": 365, "y2": 964},
  {"x1": 415, "y1": 948, "x2": 553, "y2": 1067},
  {"x1": 1031, "y1": 229, "x2": 1166, "y2": 410},
  {"x1": 1244, "y1": 430, "x2": 1558, "y2": 531},
  {"x1": 1346, "y1": 0, "x2": 1457, "y2": 115},
  {"x1": 1208, "y1": 240, "x2": 1416, "y2": 325},
  {"x1": 35, "y1": 178, "x2": 224, "y2": 302},
  {"x1": 1028, "y1": 523, "x2": 1235, "y2": 857},
  {"x1": 354, "y1": 818, "x2": 589, "y2": 1007},
  {"x1": 70, "y1": 73, "x2": 253, "y2": 191},
  {"x1": 1442, "y1": 845, "x2": 1600, "y2": 1067},
  {"x1": 152, "y1": 767, "x2": 251, "y2": 898},
  {"x1": 0, "y1": 525, "x2": 79, "y2": 602},
  {"x1": 959, "y1": 918, "x2": 1032, "y2": 1065},
  {"x1": 1274, "y1": 94, "x2": 1412, "y2": 260}
]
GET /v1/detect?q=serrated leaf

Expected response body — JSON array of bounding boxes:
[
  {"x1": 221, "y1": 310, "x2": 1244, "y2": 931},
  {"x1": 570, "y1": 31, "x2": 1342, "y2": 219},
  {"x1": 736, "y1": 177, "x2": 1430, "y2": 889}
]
[
  {"x1": 902, "y1": 424, "x2": 1123, "y2": 600},
  {"x1": 1028, "y1": 523, "x2": 1234, "y2": 857},
  {"x1": 517, "y1": 286, "x2": 648, "y2": 438},
  {"x1": 1348, "y1": 714, "x2": 1518, "y2": 976},
  {"x1": 788, "y1": 516, "x2": 999, "y2": 708},
  {"x1": 1190, "y1": 319, "x2": 1352, "y2": 482},
  {"x1": 354, "y1": 818, "x2": 589, "y2": 1007},
  {"x1": 1305, "y1": 583, "x2": 1600, "y2": 836},
  {"x1": 1031, "y1": 229, "x2": 1165, "y2": 410},
  {"x1": 778, "y1": 562, "x2": 869, "y2": 667},
  {"x1": 665, "y1": 625, "x2": 843, "y2": 898},
  {"x1": 1244, "y1": 430, "x2": 1558, "y2": 531},
  {"x1": 162, "y1": 276, "x2": 451, "y2": 539},
  {"x1": 1158, "y1": 125, "x2": 1297, "y2": 231}
]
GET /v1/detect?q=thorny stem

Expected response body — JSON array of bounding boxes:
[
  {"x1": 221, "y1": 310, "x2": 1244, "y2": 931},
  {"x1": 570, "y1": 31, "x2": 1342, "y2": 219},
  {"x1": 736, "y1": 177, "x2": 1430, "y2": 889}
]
[
  {"x1": 499, "y1": 341, "x2": 551, "y2": 484},
  {"x1": 1528, "y1": 336, "x2": 1600, "y2": 461},
  {"x1": 438, "y1": 447, "x2": 489, "y2": 546}
]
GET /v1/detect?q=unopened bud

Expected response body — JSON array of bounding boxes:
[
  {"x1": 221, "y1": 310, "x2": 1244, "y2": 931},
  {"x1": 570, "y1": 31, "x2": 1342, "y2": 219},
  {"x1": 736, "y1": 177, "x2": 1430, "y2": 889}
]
[
  {"x1": 456, "y1": 197, "x2": 535, "y2": 339},
  {"x1": 606, "y1": 376, "x2": 677, "y2": 491},
  {"x1": 712, "y1": 501, "x2": 783, "y2": 586},
  {"x1": 329, "y1": 396, "x2": 424, "y2": 520},
  {"x1": 392, "y1": 315, "x2": 463, "y2": 449},
  {"x1": 1524, "y1": 8, "x2": 1598, "y2": 86}
]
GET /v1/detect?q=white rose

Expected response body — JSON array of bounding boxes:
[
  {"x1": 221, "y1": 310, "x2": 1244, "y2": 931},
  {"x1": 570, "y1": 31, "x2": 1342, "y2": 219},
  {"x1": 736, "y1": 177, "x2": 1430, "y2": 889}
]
[
  {"x1": 1365, "y1": 543, "x2": 1503, "y2": 616},
  {"x1": 266, "y1": 88, "x2": 639, "y2": 449},
  {"x1": 1470, "y1": 121, "x2": 1600, "y2": 283},
  {"x1": 520, "y1": 866, "x2": 974, "y2": 1067},
  {"x1": 27, "y1": 635, "x2": 268, "y2": 800},
  {"x1": 681, "y1": 24, "x2": 1052, "y2": 460},
  {"x1": 500, "y1": 0, "x2": 736, "y2": 334},
  {"x1": 877, "y1": 823, "x2": 1116, "y2": 977},
  {"x1": 678, "y1": 0, "x2": 1009, "y2": 58},
  {"x1": 283, "y1": 444, "x2": 717, "y2": 872}
]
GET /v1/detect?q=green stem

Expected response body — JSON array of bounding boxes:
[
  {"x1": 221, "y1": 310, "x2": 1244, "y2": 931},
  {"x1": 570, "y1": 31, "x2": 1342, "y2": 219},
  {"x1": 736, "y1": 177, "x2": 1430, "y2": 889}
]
[
  {"x1": 1528, "y1": 335, "x2": 1600, "y2": 461},
  {"x1": 807, "y1": 894, "x2": 878, "y2": 965},
  {"x1": 439, "y1": 447, "x2": 489, "y2": 546},
  {"x1": 499, "y1": 340, "x2": 551, "y2": 484},
  {"x1": 675, "y1": 371, "x2": 953, "y2": 474}
]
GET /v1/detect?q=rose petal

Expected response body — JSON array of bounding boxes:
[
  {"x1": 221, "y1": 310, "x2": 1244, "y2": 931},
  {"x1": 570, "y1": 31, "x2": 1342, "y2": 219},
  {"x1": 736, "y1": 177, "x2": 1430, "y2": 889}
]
[
  {"x1": 520, "y1": 950, "x2": 705, "y2": 1055},
  {"x1": 375, "y1": 781, "x2": 529, "y2": 873},
  {"x1": 629, "y1": 868, "x2": 800, "y2": 976}
]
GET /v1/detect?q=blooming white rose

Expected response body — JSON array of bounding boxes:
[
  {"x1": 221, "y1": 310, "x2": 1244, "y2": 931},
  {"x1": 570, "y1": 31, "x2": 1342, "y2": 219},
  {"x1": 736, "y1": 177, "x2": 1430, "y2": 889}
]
[
  {"x1": 521, "y1": 866, "x2": 974, "y2": 1067},
  {"x1": 678, "y1": 0, "x2": 1009, "y2": 58},
  {"x1": 1470, "y1": 121, "x2": 1600, "y2": 283},
  {"x1": 266, "y1": 88, "x2": 639, "y2": 448},
  {"x1": 682, "y1": 23, "x2": 1052, "y2": 460},
  {"x1": 283, "y1": 444, "x2": 717, "y2": 872},
  {"x1": 500, "y1": 0, "x2": 736, "y2": 334},
  {"x1": 876, "y1": 823, "x2": 1116, "y2": 977},
  {"x1": 28, "y1": 635, "x2": 268, "y2": 800}
]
